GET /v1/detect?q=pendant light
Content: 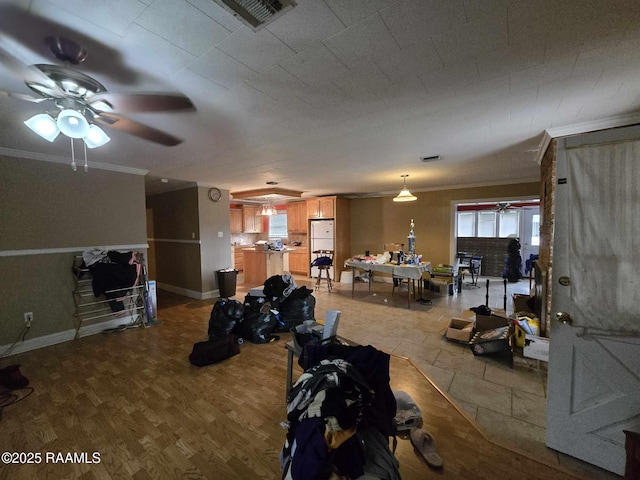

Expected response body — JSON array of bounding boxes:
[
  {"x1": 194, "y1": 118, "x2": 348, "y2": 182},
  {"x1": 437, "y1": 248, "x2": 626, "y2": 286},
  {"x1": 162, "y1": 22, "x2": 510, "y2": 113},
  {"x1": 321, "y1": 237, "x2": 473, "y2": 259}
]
[
  {"x1": 393, "y1": 174, "x2": 417, "y2": 202},
  {"x1": 259, "y1": 197, "x2": 278, "y2": 215}
]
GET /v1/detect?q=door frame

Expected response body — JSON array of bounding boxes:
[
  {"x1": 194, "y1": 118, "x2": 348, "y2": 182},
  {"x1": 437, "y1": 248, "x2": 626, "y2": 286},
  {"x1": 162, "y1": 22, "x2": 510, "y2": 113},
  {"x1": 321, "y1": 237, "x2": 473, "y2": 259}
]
[{"x1": 449, "y1": 196, "x2": 540, "y2": 265}]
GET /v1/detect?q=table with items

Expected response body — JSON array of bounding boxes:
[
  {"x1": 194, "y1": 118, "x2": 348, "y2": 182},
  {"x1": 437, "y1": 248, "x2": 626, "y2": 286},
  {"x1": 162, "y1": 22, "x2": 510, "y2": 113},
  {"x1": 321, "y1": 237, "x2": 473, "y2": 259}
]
[{"x1": 344, "y1": 256, "x2": 432, "y2": 308}]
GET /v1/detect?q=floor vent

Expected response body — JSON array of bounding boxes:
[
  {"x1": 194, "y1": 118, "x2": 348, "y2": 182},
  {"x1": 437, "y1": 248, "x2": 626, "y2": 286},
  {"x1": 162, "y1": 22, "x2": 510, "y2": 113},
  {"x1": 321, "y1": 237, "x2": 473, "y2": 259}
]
[{"x1": 214, "y1": 0, "x2": 297, "y2": 30}]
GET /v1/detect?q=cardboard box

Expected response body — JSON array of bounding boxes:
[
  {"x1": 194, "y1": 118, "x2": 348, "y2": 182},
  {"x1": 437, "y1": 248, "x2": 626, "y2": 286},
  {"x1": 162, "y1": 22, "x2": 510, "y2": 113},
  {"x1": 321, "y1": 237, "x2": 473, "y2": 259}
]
[
  {"x1": 469, "y1": 326, "x2": 511, "y2": 356},
  {"x1": 513, "y1": 293, "x2": 534, "y2": 313},
  {"x1": 446, "y1": 318, "x2": 474, "y2": 343},
  {"x1": 429, "y1": 278, "x2": 454, "y2": 296},
  {"x1": 474, "y1": 309, "x2": 509, "y2": 331},
  {"x1": 523, "y1": 334, "x2": 549, "y2": 362}
]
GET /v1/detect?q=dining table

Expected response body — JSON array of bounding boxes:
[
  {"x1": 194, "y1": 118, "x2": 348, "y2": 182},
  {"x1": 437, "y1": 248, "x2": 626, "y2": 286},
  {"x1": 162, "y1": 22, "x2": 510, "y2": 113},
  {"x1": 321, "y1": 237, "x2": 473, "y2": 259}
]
[{"x1": 344, "y1": 259, "x2": 432, "y2": 308}]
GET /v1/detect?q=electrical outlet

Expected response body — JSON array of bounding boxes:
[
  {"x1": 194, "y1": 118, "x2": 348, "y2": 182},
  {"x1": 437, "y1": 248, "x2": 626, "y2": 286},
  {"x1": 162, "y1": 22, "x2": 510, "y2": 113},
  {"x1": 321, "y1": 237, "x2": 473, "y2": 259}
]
[{"x1": 24, "y1": 312, "x2": 33, "y2": 326}]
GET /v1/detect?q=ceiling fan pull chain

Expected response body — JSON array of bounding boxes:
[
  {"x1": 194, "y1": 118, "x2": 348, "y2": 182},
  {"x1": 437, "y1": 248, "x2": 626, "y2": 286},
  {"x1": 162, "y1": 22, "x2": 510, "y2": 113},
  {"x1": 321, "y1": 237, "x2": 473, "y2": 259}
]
[
  {"x1": 83, "y1": 141, "x2": 88, "y2": 172},
  {"x1": 70, "y1": 137, "x2": 76, "y2": 171}
]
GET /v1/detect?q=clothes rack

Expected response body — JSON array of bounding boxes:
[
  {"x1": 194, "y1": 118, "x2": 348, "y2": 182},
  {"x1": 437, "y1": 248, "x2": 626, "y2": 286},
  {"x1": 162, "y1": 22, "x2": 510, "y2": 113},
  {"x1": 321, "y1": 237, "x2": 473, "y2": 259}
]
[{"x1": 72, "y1": 252, "x2": 147, "y2": 339}]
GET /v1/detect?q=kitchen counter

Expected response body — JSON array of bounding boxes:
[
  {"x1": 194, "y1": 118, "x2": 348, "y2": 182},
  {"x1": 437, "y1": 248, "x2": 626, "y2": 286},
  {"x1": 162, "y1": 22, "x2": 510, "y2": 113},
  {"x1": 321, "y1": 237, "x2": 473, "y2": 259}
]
[{"x1": 243, "y1": 248, "x2": 292, "y2": 285}]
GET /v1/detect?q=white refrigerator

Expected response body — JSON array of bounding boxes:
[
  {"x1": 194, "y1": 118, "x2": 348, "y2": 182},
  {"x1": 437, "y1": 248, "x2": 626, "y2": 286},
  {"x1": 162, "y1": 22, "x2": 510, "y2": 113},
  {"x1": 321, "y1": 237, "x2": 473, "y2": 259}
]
[{"x1": 310, "y1": 219, "x2": 334, "y2": 279}]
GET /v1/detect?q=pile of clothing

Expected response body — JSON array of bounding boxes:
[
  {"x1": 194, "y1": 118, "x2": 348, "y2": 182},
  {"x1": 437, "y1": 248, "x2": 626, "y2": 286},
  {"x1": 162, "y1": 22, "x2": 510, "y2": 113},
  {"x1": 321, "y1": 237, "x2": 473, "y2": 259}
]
[{"x1": 281, "y1": 344, "x2": 401, "y2": 480}]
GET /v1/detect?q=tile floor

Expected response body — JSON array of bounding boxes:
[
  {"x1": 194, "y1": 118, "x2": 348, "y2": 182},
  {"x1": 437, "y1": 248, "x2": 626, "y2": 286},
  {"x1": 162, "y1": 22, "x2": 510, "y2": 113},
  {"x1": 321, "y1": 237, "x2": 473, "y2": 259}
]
[{"x1": 234, "y1": 271, "x2": 619, "y2": 480}]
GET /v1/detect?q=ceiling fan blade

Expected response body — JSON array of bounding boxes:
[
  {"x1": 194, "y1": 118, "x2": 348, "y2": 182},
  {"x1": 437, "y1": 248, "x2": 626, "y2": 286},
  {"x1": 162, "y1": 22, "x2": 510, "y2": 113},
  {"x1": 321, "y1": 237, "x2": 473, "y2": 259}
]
[
  {"x1": 0, "y1": 89, "x2": 46, "y2": 103},
  {"x1": 87, "y1": 92, "x2": 195, "y2": 113},
  {"x1": 0, "y1": 43, "x2": 57, "y2": 90},
  {"x1": 93, "y1": 112, "x2": 184, "y2": 147}
]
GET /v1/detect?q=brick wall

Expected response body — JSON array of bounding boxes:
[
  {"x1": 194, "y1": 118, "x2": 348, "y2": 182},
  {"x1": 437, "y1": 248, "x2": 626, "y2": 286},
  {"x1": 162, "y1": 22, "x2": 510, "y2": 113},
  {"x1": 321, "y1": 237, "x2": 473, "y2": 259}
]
[
  {"x1": 456, "y1": 237, "x2": 513, "y2": 277},
  {"x1": 538, "y1": 139, "x2": 556, "y2": 332}
]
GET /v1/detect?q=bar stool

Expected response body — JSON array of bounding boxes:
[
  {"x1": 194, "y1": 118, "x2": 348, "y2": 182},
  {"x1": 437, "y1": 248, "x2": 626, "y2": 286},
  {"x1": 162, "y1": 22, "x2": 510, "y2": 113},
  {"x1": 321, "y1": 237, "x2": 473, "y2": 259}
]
[{"x1": 311, "y1": 250, "x2": 333, "y2": 292}]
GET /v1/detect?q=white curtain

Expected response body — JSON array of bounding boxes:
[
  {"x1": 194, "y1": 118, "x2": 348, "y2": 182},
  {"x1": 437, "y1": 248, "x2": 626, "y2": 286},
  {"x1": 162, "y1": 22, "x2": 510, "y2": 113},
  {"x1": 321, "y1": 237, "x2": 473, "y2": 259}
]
[{"x1": 567, "y1": 139, "x2": 640, "y2": 334}]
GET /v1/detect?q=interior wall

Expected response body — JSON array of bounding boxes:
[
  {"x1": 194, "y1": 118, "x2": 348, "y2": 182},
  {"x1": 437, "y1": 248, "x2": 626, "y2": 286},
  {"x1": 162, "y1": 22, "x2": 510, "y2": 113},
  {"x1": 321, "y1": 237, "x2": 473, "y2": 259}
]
[
  {"x1": 350, "y1": 182, "x2": 540, "y2": 268},
  {"x1": 0, "y1": 155, "x2": 147, "y2": 346},
  {"x1": 197, "y1": 186, "x2": 232, "y2": 295},
  {"x1": 145, "y1": 185, "x2": 232, "y2": 299},
  {"x1": 146, "y1": 187, "x2": 202, "y2": 295}
]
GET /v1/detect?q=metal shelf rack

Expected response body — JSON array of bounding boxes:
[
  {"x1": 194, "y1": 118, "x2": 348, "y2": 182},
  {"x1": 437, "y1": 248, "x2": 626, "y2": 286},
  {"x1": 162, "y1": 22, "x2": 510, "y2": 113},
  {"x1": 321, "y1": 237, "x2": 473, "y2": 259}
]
[{"x1": 72, "y1": 253, "x2": 147, "y2": 339}]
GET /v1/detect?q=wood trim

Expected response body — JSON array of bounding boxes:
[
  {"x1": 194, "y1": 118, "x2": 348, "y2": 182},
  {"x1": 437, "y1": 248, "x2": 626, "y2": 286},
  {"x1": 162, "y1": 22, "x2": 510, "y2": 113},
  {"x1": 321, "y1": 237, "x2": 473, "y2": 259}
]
[
  {"x1": 0, "y1": 244, "x2": 149, "y2": 257},
  {"x1": 404, "y1": 356, "x2": 585, "y2": 479},
  {"x1": 230, "y1": 188, "x2": 303, "y2": 199}
]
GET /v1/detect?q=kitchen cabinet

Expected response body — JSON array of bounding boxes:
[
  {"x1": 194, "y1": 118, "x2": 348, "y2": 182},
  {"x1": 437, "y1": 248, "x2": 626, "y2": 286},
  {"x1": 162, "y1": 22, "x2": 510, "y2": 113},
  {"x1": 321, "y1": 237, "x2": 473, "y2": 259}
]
[
  {"x1": 288, "y1": 248, "x2": 309, "y2": 275},
  {"x1": 307, "y1": 196, "x2": 335, "y2": 219},
  {"x1": 287, "y1": 201, "x2": 307, "y2": 233},
  {"x1": 233, "y1": 247, "x2": 244, "y2": 271},
  {"x1": 243, "y1": 249, "x2": 290, "y2": 285},
  {"x1": 230, "y1": 209, "x2": 243, "y2": 234},
  {"x1": 242, "y1": 205, "x2": 263, "y2": 233}
]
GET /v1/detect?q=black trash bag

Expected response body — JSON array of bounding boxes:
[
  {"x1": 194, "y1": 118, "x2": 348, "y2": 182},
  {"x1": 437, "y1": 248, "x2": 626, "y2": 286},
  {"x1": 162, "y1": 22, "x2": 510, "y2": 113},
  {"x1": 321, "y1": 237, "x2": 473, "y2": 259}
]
[
  {"x1": 277, "y1": 292, "x2": 316, "y2": 333},
  {"x1": 244, "y1": 294, "x2": 269, "y2": 313},
  {"x1": 263, "y1": 275, "x2": 288, "y2": 300},
  {"x1": 234, "y1": 310, "x2": 278, "y2": 344},
  {"x1": 503, "y1": 238, "x2": 523, "y2": 282},
  {"x1": 208, "y1": 299, "x2": 245, "y2": 339},
  {"x1": 244, "y1": 293, "x2": 289, "y2": 332}
]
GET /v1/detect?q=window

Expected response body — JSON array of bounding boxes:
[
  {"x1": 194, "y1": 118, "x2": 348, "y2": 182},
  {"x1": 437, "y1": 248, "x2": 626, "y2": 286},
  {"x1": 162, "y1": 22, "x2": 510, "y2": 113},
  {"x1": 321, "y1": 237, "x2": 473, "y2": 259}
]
[
  {"x1": 531, "y1": 214, "x2": 540, "y2": 246},
  {"x1": 457, "y1": 211, "x2": 475, "y2": 237},
  {"x1": 499, "y1": 210, "x2": 520, "y2": 238},
  {"x1": 456, "y1": 207, "x2": 524, "y2": 239},
  {"x1": 477, "y1": 211, "x2": 496, "y2": 237},
  {"x1": 269, "y1": 213, "x2": 288, "y2": 238}
]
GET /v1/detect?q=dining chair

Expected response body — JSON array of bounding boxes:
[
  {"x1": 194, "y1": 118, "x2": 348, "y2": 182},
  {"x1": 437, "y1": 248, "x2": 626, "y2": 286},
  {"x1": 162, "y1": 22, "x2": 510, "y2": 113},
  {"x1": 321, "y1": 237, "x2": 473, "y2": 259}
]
[{"x1": 461, "y1": 256, "x2": 482, "y2": 288}]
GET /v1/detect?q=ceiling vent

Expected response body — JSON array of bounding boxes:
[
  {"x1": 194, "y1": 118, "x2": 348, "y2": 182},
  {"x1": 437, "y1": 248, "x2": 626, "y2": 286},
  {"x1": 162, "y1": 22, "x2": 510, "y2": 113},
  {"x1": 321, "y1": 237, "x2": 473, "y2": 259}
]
[{"x1": 213, "y1": 0, "x2": 297, "y2": 31}]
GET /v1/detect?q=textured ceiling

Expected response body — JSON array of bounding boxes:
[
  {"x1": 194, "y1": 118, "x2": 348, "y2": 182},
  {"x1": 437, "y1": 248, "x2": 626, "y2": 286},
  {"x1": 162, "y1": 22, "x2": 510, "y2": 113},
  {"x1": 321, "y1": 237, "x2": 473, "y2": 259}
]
[{"x1": 1, "y1": 0, "x2": 640, "y2": 198}]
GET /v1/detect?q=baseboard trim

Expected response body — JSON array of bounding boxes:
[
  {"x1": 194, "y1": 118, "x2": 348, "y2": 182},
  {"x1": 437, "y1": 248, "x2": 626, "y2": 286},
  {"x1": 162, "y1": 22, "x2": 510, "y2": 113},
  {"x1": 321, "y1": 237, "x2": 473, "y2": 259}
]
[
  {"x1": 1, "y1": 315, "x2": 138, "y2": 357},
  {"x1": 156, "y1": 282, "x2": 219, "y2": 300}
]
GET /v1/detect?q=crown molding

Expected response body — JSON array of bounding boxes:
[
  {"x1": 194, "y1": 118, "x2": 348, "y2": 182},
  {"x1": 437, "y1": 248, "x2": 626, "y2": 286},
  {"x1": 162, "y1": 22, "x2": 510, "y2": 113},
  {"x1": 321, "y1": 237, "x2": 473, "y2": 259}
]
[
  {"x1": 0, "y1": 147, "x2": 148, "y2": 176},
  {"x1": 534, "y1": 112, "x2": 640, "y2": 165}
]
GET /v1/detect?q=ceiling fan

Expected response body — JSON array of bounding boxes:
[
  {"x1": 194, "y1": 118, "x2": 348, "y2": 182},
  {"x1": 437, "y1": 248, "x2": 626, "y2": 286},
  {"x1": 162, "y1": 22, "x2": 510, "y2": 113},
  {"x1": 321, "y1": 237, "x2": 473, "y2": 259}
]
[
  {"x1": 0, "y1": 36, "x2": 195, "y2": 148},
  {"x1": 496, "y1": 202, "x2": 513, "y2": 212}
]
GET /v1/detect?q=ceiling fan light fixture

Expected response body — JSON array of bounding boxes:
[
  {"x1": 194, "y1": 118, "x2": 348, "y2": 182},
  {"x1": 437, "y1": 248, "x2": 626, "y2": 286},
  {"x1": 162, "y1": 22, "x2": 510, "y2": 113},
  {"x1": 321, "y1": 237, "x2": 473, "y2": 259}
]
[
  {"x1": 83, "y1": 124, "x2": 110, "y2": 148},
  {"x1": 90, "y1": 100, "x2": 113, "y2": 112},
  {"x1": 393, "y1": 174, "x2": 417, "y2": 202},
  {"x1": 24, "y1": 113, "x2": 60, "y2": 142},
  {"x1": 57, "y1": 109, "x2": 90, "y2": 138}
]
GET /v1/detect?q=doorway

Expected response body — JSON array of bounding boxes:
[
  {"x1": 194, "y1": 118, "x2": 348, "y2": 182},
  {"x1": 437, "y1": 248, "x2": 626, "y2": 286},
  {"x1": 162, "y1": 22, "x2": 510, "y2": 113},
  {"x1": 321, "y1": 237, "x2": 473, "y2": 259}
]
[{"x1": 453, "y1": 199, "x2": 540, "y2": 278}]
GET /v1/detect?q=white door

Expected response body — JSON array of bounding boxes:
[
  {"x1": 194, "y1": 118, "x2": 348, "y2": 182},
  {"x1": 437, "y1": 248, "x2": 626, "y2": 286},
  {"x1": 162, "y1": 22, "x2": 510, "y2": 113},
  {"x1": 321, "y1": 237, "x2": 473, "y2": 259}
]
[
  {"x1": 546, "y1": 132, "x2": 640, "y2": 475},
  {"x1": 520, "y1": 207, "x2": 540, "y2": 274}
]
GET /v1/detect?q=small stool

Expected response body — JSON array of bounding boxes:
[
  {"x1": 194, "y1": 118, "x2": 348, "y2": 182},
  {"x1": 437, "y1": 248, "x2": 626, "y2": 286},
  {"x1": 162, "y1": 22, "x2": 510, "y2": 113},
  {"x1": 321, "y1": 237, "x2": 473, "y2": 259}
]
[
  {"x1": 311, "y1": 250, "x2": 334, "y2": 293},
  {"x1": 315, "y1": 265, "x2": 333, "y2": 292}
]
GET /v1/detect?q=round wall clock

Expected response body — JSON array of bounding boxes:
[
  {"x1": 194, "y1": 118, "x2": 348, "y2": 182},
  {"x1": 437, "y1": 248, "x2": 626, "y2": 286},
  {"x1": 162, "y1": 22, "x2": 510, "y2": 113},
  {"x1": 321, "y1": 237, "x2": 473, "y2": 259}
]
[{"x1": 208, "y1": 187, "x2": 222, "y2": 202}]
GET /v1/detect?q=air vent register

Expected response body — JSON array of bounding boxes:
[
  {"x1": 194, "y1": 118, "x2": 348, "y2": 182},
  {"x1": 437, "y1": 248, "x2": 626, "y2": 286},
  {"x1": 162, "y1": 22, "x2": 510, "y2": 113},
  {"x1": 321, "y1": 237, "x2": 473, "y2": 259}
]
[{"x1": 213, "y1": 0, "x2": 297, "y2": 30}]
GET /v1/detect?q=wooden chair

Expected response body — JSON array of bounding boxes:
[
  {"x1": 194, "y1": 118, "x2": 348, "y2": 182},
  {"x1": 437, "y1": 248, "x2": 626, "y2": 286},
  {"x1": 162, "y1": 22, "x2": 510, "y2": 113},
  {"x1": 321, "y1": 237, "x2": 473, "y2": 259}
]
[
  {"x1": 385, "y1": 243, "x2": 411, "y2": 295},
  {"x1": 311, "y1": 250, "x2": 333, "y2": 292}
]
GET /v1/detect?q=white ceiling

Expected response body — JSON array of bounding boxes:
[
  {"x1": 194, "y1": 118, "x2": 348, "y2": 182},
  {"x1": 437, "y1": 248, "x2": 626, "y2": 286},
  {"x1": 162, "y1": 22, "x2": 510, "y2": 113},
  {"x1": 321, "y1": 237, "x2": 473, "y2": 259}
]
[{"x1": 1, "y1": 0, "x2": 640, "y2": 197}]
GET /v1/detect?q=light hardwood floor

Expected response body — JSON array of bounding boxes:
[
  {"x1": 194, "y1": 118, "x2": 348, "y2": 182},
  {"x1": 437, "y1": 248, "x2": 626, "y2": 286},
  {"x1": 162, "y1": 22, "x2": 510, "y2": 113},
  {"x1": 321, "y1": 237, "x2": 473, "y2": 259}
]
[{"x1": 0, "y1": 275, "x2": 619, "y2": 479}]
